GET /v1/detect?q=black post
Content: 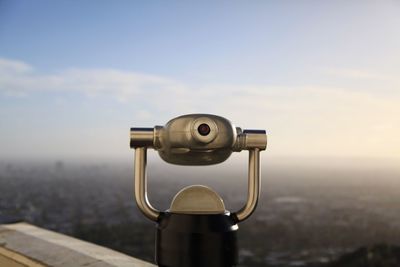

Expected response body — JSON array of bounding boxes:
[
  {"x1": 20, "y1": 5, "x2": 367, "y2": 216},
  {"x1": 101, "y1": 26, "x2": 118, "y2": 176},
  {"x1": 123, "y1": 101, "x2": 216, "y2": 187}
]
[{"x1": 156, "y1": 212, "x2": 239, "y2": 267}]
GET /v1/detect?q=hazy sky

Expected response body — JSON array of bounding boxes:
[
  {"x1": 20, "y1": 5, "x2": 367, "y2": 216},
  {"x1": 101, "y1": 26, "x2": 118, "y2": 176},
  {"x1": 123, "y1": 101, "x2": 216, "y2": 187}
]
[{"x1": 0, "y1": 1, "x2": 399, "y2": 162}]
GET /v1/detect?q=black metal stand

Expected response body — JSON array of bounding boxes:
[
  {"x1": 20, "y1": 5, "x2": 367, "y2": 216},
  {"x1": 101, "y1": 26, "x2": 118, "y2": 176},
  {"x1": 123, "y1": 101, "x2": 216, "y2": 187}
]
[{"x1": 156, "y1": 212, "x2": 239, "y2": 267}]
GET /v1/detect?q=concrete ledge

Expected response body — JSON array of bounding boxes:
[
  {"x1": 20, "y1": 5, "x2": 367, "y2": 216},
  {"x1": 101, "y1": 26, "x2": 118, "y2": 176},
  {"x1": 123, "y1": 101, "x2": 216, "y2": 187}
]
[{"x1": 0, "y1": 222, "x2": 156, "y2": 267}]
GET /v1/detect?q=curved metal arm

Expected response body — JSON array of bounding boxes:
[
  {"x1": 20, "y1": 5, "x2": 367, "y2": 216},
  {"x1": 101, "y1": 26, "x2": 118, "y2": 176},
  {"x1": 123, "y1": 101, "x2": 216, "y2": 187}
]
[
  {"x1": 234, "y1": 148, "x2": 261, "y2": 222},
  {"x1": 134, "y1": 147, "x2": 160, "y2": 221}
]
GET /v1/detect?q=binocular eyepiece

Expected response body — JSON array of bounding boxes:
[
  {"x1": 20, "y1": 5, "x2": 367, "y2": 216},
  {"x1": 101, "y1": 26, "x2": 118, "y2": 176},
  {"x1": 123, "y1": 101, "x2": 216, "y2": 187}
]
[{"x1": 197, "y1": 123, "x2": 211, "y2": 136}]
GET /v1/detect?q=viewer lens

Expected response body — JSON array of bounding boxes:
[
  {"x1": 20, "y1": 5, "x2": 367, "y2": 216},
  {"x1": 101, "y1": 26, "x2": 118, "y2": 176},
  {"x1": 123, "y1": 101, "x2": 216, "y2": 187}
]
[{"x1": 198, "y1": 124, "x2": 211, "y2": 136}]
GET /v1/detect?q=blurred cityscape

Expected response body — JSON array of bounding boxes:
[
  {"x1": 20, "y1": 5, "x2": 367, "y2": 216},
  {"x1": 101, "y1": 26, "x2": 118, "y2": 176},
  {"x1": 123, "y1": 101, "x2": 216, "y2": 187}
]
[{"x1": 0, "y1": 160, "x2": 400, "y2": 266}]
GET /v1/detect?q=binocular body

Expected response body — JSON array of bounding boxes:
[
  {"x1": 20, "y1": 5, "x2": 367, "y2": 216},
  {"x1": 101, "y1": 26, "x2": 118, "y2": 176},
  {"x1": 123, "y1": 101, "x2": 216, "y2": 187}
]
[{"x1": 130, "y1": 114, "x2": 267, "y2": 266}]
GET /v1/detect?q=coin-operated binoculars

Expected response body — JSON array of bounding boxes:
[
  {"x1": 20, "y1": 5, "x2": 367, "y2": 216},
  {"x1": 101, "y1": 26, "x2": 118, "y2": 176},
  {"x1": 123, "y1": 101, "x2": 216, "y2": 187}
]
[{"x1": 130, "y1": 114, "x2": 267, "y2": 267}]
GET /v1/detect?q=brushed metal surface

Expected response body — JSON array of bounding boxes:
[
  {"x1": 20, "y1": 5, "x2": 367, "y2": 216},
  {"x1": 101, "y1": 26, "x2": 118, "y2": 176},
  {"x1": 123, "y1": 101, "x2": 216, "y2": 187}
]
[
  {"x1": 235, "y1": 148, "x2": 261, "y2": 222},
  {"x1": 134, "y1": 147, "x2": 160, "y2": 221},
  {"x1": 169, "y1": 185, "x2": 225, "y2": 214}
]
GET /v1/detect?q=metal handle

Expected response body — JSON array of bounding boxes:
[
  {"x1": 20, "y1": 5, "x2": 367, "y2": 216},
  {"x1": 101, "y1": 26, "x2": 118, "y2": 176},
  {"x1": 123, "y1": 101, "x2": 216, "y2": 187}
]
[
  {"x1": 234, "y1": 148, "x2": 261, "y2": 222},
  {"x1": 134, "y1": 147, "x2": 160, "y2": 221}
]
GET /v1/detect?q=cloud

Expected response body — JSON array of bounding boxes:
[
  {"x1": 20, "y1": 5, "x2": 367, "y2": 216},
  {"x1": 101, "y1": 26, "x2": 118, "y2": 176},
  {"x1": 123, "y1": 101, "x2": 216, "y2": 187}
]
[
  {"x1": 0, "y1": 58, "x2": 185, "y2": 101},
  {"x1": 323, "y1": 67, "x2": 397, "y2": 82},
  {"x1": 0, "y1": 58, "x2": 32, "y2": 73},
  {"x1": 1, "y1": 58, "x2": 400, "y2": 159}
]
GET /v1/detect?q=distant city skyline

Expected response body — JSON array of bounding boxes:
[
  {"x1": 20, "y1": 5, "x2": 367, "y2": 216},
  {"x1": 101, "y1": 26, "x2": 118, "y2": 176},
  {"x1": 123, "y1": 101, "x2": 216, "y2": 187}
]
[{"x1": 0, "y1": 1, "x2": 399, "y2": 162}]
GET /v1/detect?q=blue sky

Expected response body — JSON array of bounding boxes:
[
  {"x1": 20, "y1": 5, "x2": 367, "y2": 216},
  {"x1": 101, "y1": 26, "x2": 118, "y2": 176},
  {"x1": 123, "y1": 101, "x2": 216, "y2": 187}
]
[{"x1": 0, "y1": 1, "x2": 399, "y2": 162}]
